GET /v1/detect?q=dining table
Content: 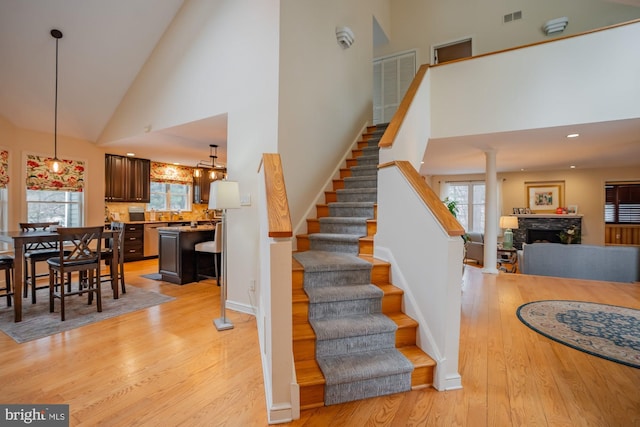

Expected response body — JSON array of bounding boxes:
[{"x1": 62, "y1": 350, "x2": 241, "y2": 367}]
[{"x1": 0, "y1": 227, "x2": 118, "y2": 322}]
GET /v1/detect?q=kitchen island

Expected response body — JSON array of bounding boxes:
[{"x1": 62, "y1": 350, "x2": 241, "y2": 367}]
[{"x1": 158, "y1": 224, "x2": 217, "y2": 285}]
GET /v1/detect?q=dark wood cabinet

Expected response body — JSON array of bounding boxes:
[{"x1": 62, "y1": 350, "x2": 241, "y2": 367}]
[
  {"x1": 122, "y1": 223, "x2": 144, "y2": 262},
  {"x1": 193, "y1": 169, "x2": 216, "y2": 204},
  {"x1": 158, "y1": 227, "x2": 215, "y2": 284},
  {"x1": 105, "y1": 154, "x2": 127, "y2": 201},
  {"x1": 127, "y1": 157, "x2": 151, "y2": 202},
  {"x1": 105, "y1": 154, "x2": 151, "y2": 202}
]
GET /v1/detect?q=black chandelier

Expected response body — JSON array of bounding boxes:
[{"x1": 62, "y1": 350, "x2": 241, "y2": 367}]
[{"x1": 193, "y1": 144, "x2": 225, "y2": 178}]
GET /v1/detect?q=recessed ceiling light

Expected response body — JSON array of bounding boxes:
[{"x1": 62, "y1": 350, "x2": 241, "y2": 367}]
[
  {"x1": 126, "y1": 152, "x2": 135, "y2": 157},
  {"x1": 570, "y1": 165, "x2": 576, "y2": 169},
  {"x1": 567, "y1": 133, "x2": 579, "y2": 138}
]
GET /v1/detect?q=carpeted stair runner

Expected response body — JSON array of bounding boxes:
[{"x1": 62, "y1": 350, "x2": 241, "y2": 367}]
[{"x1": 294, "y1": 123, "x2": 413, "y2": 406}]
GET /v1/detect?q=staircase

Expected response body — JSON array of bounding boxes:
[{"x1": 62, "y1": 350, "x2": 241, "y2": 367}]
[{"x1": 293, "y1": 124, "x2": 435, "y2": 409}]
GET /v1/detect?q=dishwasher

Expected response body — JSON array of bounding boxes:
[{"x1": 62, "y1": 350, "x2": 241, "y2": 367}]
[{"x1": 144, "y1": 222, "x2": 168, "y2": 257}]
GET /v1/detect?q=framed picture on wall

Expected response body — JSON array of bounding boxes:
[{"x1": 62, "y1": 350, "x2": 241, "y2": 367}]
[{"x1": 525, "y1": 181, "x2": 565, "y2": 213}]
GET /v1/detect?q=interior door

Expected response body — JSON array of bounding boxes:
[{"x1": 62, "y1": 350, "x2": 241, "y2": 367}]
[{"x1": 373, "y1": 51, "x2": 416, "y2": 124}]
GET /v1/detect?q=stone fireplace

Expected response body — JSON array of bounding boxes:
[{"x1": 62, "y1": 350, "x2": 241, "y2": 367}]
[
  {"x1": 527, "y1": 228, "x2": 563, "y2": 244},
  {"x1": 512, "y1": 215, "x2": 582, "y2": 249}
]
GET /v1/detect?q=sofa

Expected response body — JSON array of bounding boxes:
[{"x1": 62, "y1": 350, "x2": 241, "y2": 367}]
[
  {"x1": 518, "y1": 243, "x2": 640, "y2": 283},
  {"x1": 464, "y1": 232, "x2": 484, "y2": 264}
]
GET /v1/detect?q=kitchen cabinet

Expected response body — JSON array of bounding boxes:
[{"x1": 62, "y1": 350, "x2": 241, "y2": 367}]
[
  {"x1": 105, "y1": 154, "x2": 151, "y2": 202},
  {"x1": 193, "y1": 169, "x2": 216, "y2": 204},
  {"x1": 158, "y1": 226, "x2": 215, "y2": 284},
  {"x1": 122, "y1": 223, "x2": 144, "y2": 262},
  {"x1": 105, "y1": 154, "x2": 127, "y2": 201}
]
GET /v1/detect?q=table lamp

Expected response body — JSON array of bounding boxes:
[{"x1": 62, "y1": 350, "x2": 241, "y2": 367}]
[
  {"x1": 500, "y1": 216, "x2": 519, "y2": 249},
  {"x1": 208, "y1": 180, "x2": 240, "y2": 331}
]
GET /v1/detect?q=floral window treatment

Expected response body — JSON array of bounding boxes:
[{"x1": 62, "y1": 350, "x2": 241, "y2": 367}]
[
  {"x1": 26, "y1": 154, "x2": 85, "y2": 192},
  {"x1": 0, "y1": 150, "x2": 9, "y2": 189},
  {"x1": 150, "y1": 162, "x2": 193, "y2": 184}
]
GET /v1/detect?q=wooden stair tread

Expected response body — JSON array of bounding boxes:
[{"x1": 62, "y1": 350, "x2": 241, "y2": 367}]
[
  {"x1": 295, "y1": 359, "x2": 325, "y2": 386},
  {"x1": 293, "y1": 322, "x2": 316, "y2": 340},
  {"x1": 398, "y1": 345, "x2": 436, "y2": 368},
  {"x1": 292, "y1": 288, "x2": 309, "y2": 303},
  {"x1": 386, "y1": 312, "x2": 419, "y2": 328}
]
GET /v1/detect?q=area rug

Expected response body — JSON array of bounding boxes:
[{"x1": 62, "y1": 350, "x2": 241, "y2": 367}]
[
  {"x1": 141, "y1": 273, "x2": 163, "y2": 280},
  {"x1": 517, "y1": 300, "x2": 640, "y2": 369},
  {"x1": 0, "y1": 286, "x2": 175, "y2": 343}
]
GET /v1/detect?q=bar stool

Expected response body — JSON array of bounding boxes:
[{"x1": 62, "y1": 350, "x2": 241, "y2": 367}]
[
  {"x1": 20, "y1": 222, "x2": 62, "y2": 303},
  {"x1": 0, "y1": 254, "x2": 14, "y2": 307},
  {"x1": 100, "y1": 221, "x2": 126, "y2": 296},
  {"x1": 194, "y1": 222, "x2": 222, "y2": 286}
]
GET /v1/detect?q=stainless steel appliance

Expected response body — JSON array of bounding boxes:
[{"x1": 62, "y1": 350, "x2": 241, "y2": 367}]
[{"x1": 144, "y1": 222, "x2": 168, "y2": 257}]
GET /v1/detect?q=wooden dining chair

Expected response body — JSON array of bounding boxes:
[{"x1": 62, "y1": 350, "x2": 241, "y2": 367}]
[
  {"x1": 48, "y1": 226, "x2": 104, "y2": 321},
  {"x1": 100, "y1": 221, "x2": 126, "y2": 296},
  {"x1": 194, "y1": 221, "x2": 222, "y2": 286},
  {"x1": 0, "y1": 254, "x2": 14, "y2": 307},
  {"x1": 19, "y1": 221, "x2": 63, "y2": 304}
]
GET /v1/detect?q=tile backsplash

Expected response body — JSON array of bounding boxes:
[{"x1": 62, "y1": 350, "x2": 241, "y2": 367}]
[{"x1": 105, "y1": 202, "x2": 219, "y2": 223}]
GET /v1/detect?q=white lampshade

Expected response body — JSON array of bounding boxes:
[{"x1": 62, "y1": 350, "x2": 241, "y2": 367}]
[
  {"x1": 499, "y1": 216, "x2": 519, "y2": 230},
  {"x1": 209, "y1": 180, "x2": 240, "y2": 210}
]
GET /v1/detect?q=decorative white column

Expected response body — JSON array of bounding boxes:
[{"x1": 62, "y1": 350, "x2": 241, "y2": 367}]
[{"x1": 482, "y1": 150, "x2": 499, "y2": 274}]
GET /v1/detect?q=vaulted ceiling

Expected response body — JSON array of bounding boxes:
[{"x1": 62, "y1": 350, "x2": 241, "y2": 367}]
[{"x1": 1, "y1": 1, "x2": 639, "y2": 175}]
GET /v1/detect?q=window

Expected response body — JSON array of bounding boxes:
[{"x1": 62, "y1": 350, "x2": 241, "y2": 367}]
[
  {"x1": 26, "y1": 154, "x2": 85, "y2": 227},
  {"x1": 605, "y1": 183, "x2": 640, "y2": 224},
  {"x1": 26, "y1": 190, "x2": 83, "y2": 226},
  {"x1": 148, "y1": 162, "x2": 193, "y2": 212},
  {"x1": 149, "y1": 182, "x2": 192, "y2": 212},
  {"x1": 444, "y1": 181, "x2": 485, "y2": 232}
]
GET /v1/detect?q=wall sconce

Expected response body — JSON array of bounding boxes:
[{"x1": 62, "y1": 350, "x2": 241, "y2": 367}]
[
  {"x1": 543, "y1": 17, "x2": 568, "y2": 36},
  {"x1": 336, "y1": 26, "x2": 355, "y2": 49}
]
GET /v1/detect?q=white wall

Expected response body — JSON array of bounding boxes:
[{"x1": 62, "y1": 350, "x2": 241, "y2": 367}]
[
  {"x1": 428, "y1": 23, "x2": 640, "y2": 139},
  {"x1": 278, "y1": 0, "x2": 387, "y2": 230},
  {"x1": 375, "y1": 0, "x2": 640, "y2": 66},
  {"x1": 99, "y1": 0, "x2": 281, "y2": 312}
]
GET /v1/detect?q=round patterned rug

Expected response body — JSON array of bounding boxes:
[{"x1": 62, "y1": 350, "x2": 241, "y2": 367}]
[{"x1": 517, "y1": 300, "x2": 640, "y2": 369}]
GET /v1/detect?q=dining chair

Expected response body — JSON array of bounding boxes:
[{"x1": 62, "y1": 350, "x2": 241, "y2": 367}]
[
  {"x1": 19, "y1": 221, "x2": 63, "y2": 304},
  {"x1": 194, "y1": 221, "x2": 222, "y2": 286},
  {"x1": 100, "y1": 221, "x2": 126, "y2": 295},
  {"x1": 48, "y1": 226, "x2": 104, "y2": 321},
  {"x1": 0, "y1": 254, "x2": 14, "y2": 307}
]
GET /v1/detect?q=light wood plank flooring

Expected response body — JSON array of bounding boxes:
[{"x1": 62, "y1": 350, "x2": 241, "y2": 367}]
[{"x1": 1, "y1": 260, "x2": 639, "y2": 426}]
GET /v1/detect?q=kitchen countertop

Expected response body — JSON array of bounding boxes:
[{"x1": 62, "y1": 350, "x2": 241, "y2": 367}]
[
  {"x1": 106, "y1": 219, "x2": 221, "y2": 225},
  {"x1": 157, "y1": 224, "x2": 216, "y2": 232}
]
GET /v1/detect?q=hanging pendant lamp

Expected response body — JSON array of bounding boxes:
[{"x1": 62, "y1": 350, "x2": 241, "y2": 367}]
[{"x1": 48, "y1": 29, "x2": 63, "y2": 173}]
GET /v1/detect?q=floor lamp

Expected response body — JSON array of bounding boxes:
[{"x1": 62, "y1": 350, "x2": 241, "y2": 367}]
[{"x1": 208, "y1": 180, "x2": 240, "y2": 331}]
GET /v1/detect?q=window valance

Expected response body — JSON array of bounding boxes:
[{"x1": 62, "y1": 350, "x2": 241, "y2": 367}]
[
  {"x1": 26, "y1": 154, "x2": 85, "y2": 192},
  {"x1": 0, "y1": 150, "x2": 9, "y2": 189},
  {"x1": 151, "y1": 162, "x2": 193, "y2": 184}
]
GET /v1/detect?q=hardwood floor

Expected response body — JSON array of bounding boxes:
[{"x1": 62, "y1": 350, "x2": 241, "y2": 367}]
[{"x1": 1, "y1": 260, "x2": 639, "y2": 426}]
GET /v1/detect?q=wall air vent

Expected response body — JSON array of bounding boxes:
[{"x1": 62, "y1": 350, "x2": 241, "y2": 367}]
[{"x1": 504, "y1": 11, "x2": 523, "y2": 23}]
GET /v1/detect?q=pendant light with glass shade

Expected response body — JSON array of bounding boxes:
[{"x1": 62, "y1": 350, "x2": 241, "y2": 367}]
[{"x1": 48, "y1": 29, "x2": 63, "y2": 173}]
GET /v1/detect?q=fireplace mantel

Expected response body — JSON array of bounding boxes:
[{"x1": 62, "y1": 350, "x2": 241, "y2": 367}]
[
  {"x1": 514, "y1": 214, "x2": 583, "y2": 219},
  {"x1": 511, "y1": 214, "x2": 583, "y2": 249}
]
